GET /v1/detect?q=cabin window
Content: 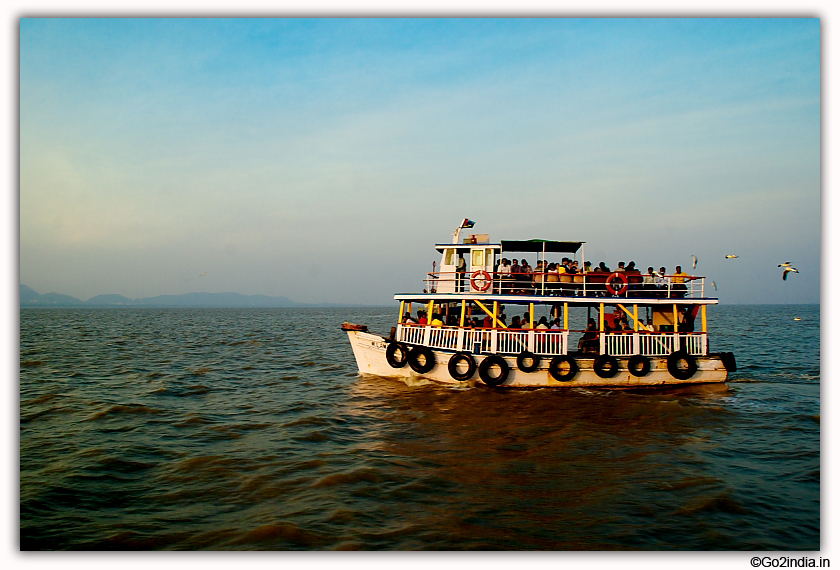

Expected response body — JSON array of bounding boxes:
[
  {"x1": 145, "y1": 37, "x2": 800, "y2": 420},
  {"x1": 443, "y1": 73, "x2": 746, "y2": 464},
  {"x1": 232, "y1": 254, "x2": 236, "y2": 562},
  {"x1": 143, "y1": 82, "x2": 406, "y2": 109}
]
[
  {"x1": 471, "y1": 249, "x2": 485, "y2": 268},
  {"x1": 444, "y1": 248, "x2": 455, "y2": 266}
]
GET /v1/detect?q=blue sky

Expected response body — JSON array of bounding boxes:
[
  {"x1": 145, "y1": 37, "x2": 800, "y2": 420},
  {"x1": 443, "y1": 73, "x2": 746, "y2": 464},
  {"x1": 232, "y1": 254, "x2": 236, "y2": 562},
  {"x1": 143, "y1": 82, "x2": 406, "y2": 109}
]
[{"x1": 19, "y1": 18, "x2": 820, "y2": 304}]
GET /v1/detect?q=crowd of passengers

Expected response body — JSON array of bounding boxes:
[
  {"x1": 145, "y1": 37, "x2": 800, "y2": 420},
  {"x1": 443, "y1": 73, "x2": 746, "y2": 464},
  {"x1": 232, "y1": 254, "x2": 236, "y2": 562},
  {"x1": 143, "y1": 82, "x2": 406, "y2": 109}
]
[
  {"x1": 403, "y1": 305, "x2": 696, "y2": 346},
  {"x1": 492, "y1": 258, "x2": 696, "y2": 297}
]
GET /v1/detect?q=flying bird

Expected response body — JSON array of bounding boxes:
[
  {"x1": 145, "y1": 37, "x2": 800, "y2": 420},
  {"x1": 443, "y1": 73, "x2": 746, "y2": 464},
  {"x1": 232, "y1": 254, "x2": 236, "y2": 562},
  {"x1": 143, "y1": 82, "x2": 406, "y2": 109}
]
[
  {"x1": 778, "y1": 262, "x2": 792, "y2": 268},
  {"x1": 692, "y1": 255, "x2": 698, "y2": 269},
  {"x1": 725, "y1": 255, "x2": 739, "y2": 259},
  {"x1": 782, "y1": 267, "x2": 799, "y2": 281},
  {"x1": 199, "y1": 272, "x2": 207, "y2": 277},
  {"x1": 711, "y1": 280, "x2": 718, "y2": 291}
]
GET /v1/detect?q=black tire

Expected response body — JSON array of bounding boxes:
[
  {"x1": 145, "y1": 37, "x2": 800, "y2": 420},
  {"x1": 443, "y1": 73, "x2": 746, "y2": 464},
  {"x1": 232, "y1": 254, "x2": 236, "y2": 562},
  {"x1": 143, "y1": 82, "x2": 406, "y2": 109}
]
[
  {"x1": 516, "y1": 350, "x2": 541, "y2": 373},
  {"x1": 594, "y1": 354, "x2": 619, "y2": 378},
  {"x1": 478, "y1": 354, "x2": 510, "y2": 387},
  {"x1": 667, "y1": 350, "x2": 698, "y2": 380},
  {"x1": 548, "y1": 355, "x2": 578, "y2": 382},
  {"x1": 385, "y1": 342, "x2": 408, "y2": 368},
  {"x1": 628, "y1": 354, "x2": 651, "y2": 377},
  {"x1": 408, "y1": 345, "x2": 436, "y2": 374},
  {"x1": 448, "y1": 352, "x2": 477, "y2": 381},
  {"x1": 721, "y1": 352, "x2": 737, "y2": 373}
]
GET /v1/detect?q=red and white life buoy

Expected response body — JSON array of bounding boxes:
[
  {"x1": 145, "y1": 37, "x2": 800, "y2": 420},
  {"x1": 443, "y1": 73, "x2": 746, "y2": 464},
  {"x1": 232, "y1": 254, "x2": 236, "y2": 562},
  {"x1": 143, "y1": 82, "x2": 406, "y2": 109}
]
[
  {"x1": 470, "y1": 270, "x2": 492, "y2": 291},
  {"x1": 605, "y1": 272, "x2": 629, "y2": 295}
]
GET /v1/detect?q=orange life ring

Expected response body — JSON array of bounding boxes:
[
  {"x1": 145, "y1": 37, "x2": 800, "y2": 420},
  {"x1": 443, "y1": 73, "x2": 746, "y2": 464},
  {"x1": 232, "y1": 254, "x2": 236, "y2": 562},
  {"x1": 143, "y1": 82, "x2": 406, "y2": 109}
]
[
  {"x1": 605, "y1": 272, "x2": 629, "y2": 295},
  {"x1": 470, "y1": 270, "x2": 492, "y2": 291}
]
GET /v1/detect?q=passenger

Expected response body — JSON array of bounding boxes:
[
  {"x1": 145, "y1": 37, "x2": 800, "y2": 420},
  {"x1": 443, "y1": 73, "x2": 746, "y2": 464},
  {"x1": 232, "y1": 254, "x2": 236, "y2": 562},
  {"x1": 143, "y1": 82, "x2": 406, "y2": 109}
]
[
  {"x1": 483, "y1": 314, "x2": 493, "y2": 328},
  {"x1": 446, "y1": 313, "x2": 458, "y2": 326},
  {"x1": 615, "y1": 261, "x2": 626, "y2": 272},
  {"x1": 546, "y1": 262, "x2": 560, "y2": 295},
  {"x1": 510, "y1": 315, "x2": 522, "y2": 329},
  {"x1": 626, "y1": 261, "x2": 637, "y2": 272},
  {"x1": 520, "y1": 259, "x2": 533, "y2": 294},
  {"x1": 643, "y1": 266, "x2": 658, "y2": 296},
  {"x1": 656, "y1": 266, "x2": 669, "y2": 298},
  {"x1": 418, "y1": 310, "x2": 428, "y2": 325},
  {"x1": 533, "y1": 260, "x2": 546, "y2": 291},
  {"x1": 510, "y1": 259, "x2": 522, "y2": 293},
  {"x1": 671, "y1": 265, "x2": 693, "y2": 298},
  {"x1": 598, "y1": 261, "x2": 610, "y2": 273},
  {"x1": 471, "y1": 317, "x2": 481, "y2": 328},
  {"x1": 521, "y1": 312, "x2": 531, "y2": 329},
  {"x1": 404, "y1": 312, "x2": 417, "y2": 325},
  {"x1": 431, "y1": 313, "x2": 444, "y2": 327},
  {"x1": 536, "y1": 316, "x2": 549, "y2": 330},
  {"x1": 679, "y1": 307, "x2": 696, "y2": 332},
  {"x1": 578, "y1": 318, "x2": 599, "y2": 354},
  {"x1": 499, "y1": 313, "x2": 507, "y2": 327},
  {"x1": 549, "y1": 318, "x2": 562, "y2": 330},
  {"x1": 583, "y1": 261, "x2": 592, "y2": 273},
  {"x1": 499, "y1": 258, "x2": 512, "y2": 293},
  {"x1": 456, "y1": 255, "x2": 467, "y2": 293}
]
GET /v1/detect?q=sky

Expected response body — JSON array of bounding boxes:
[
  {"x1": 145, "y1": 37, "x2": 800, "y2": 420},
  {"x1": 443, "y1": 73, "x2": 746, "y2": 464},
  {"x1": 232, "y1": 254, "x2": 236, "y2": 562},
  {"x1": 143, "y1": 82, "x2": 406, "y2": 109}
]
[{"x1": 19, "y1": 17, "x2": 821, "y2": 305}]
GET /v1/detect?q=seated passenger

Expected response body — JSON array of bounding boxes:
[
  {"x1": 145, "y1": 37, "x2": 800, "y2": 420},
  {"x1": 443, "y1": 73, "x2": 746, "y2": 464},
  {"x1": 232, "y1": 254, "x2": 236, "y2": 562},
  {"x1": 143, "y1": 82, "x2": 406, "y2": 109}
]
[
  {"x1": 578, "y1": 318, "x2": 599, "y2": 354},
  {"x1": 536, "y1": 316, "x2": 549, "y2": 330},
  {"x1": 404, "y1": 312, "x2": 417, "y2": 324},
  {"x1": 510, "y1": 315, "x2": 522, "y2": 329},
  {"x1": 431, "y1": 314, "x2": 444, "y2": 327},
  {"x1": 615, "y1": 261, "x2": 626, "y2": 272},
  {"x1": 417, "y1": 310, "x2": 428, "y2": 325}
]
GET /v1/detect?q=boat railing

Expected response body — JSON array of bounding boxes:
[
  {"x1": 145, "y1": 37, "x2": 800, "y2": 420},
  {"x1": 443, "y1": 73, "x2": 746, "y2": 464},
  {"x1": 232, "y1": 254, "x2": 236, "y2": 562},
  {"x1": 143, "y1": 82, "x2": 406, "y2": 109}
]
[
  {"x1": 424, "y1": 271, "x2": 708, "y2": 298},
  {"x1": 397, "y1": 324, "x2": 708, "y2": 357},
  {"x1": 396, "y1": 324, "x2": 568, "y2": 356},
  {"x1": 602, "y1": 332, "x2": 708, "y2": 356}
]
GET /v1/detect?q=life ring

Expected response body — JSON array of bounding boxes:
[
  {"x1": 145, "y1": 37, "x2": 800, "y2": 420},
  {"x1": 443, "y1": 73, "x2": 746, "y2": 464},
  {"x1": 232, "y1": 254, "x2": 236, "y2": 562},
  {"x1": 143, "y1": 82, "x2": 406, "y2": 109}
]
[
  {"x1": 470, "y1": 270, "x2": 492, "y2": 292},
  {"x1": 594, "y1": 354, "x2": 619, "y2": 378},
  {"x1": 385, "y1": 342, "x2": 409, "y2": 368},
  {"x1": 516, "y1": 350, "x2": 541, "y2": 373},
  {"x1": 667, "y1": 350, "x2": 697, "y2": 380},
  {"x1": 408, "y1": 345, "x2": 436, "y2": 374},
  {"x1": 720, "y1": 352, "x2": 737, "y2": 373},
  {"x1": 448, "y1": 352, "x2": 476, "y2": 381},
  {"x1": 628, "y1": 354, "x2": 651, "y2": 377},
  {"x1": 605, "y1": 272, "x2": 629, "y2": 296},
  {"x1": 548, "y1": 355, "x2": 578, "y2": 382},
  {"x1": 478, "y1": 354, "x2": 509, "y2": 387}
]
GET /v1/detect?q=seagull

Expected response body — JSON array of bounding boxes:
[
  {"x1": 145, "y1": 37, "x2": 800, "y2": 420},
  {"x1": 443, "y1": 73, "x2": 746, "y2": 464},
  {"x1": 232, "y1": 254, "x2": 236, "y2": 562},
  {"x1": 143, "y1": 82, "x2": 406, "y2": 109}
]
[
  {"x1": 782, "y1": 267, "x2": 799, "y2": 281},
  {"x1": 692, "y1": 255, "x2": 698, "y2": 269},
  {"x1": 794, "y1": 317, "x2": 802, "y2": 321},
  {"x1": 725, "y1": 255, "x2": 739, "y2": 259},
  {"x1": 711, "y1": 280, "x2": 718, "y2": 291},
  {"x1": 778, "y1": 262, "x2": 792, "y2": 268}
]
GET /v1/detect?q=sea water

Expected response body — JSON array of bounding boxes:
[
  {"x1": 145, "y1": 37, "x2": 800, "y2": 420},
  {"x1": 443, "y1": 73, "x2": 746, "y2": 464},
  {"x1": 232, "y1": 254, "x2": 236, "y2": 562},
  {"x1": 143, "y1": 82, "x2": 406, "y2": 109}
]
[{"x1": 19, "y1": 305, "x2": 819, "y2": 550}]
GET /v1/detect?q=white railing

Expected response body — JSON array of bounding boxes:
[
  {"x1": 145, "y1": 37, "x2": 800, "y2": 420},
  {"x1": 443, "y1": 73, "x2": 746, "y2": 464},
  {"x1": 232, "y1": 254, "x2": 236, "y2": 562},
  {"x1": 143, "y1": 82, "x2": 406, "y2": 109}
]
[
  {"x1": 397, "y1": 325, "x2": 568, "y2": 356},
  {"x1": 603, "y1": 333, "x2": 707, "y2": 356},
  {"x1": 423, "y1": 271, "x2": 709, "y2": 298},
  {"x1": 534, "y1": 331, "x2": 567, "y2": 355},
  {"x1": 428, "y1": 326, "x2": 460, "y2": 351},
  {"x1": 497, "y1": 330, "x2": 529, "y2": 353}
]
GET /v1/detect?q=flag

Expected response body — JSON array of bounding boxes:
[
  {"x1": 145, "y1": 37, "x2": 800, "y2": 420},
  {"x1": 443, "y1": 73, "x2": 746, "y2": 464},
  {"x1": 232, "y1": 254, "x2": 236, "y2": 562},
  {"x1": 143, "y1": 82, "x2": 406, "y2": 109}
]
[{"x1": 461, "y1": 218, "x2": 475, "y2": 228}]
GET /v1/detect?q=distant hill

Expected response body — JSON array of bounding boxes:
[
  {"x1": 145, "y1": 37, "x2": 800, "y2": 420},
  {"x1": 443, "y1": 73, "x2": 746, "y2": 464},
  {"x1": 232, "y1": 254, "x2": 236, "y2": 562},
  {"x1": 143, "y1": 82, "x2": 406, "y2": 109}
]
[
  {"x1": 18, "y1": 285, "x2": 349, "y2": 308},
  {"x1": 20, "y1": 285, "x2": 84, "y2": 306}
]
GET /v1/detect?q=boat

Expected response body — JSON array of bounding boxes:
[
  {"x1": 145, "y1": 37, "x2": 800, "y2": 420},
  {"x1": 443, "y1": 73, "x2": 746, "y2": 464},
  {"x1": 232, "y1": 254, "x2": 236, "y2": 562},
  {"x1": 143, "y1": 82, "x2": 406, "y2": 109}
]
[{"x1": 342, "y1": 219, "x2": 736, "y2": 388}]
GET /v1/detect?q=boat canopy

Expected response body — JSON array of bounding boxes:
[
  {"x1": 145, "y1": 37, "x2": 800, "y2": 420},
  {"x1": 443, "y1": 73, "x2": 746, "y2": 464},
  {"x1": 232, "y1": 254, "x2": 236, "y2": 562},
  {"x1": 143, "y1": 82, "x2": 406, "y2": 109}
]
[{"x1": 501, "y1": 239, "x2": 583, "y2": 254}]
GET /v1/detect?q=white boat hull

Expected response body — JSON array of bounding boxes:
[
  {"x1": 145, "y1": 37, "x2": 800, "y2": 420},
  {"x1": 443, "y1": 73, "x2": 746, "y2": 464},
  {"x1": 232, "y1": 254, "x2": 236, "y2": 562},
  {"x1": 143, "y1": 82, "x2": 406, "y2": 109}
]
[{"x1": 346, "y1": 330, "x2": 728, "y2": 388}]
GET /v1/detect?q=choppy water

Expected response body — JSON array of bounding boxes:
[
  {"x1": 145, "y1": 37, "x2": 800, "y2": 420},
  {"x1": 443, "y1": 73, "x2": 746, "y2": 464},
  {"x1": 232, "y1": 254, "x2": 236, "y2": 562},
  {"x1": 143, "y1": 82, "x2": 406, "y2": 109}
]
[{"x1": 20, "y1": 305, "x2": 819, "y2": 550}]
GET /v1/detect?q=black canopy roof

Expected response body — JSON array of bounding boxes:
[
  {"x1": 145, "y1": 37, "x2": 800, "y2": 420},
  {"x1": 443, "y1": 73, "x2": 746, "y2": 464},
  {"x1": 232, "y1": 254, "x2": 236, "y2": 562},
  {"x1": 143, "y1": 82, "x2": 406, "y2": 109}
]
[{"x1": 501, "y1": 239, "x2": 583, "y2": 254}]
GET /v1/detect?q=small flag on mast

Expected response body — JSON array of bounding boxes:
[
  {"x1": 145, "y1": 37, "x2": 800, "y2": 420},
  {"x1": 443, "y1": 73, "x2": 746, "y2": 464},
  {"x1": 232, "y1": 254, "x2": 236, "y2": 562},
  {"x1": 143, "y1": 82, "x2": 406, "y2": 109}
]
[{"x1": 461, "y1": 218, "x2": 475, "y2": 228}]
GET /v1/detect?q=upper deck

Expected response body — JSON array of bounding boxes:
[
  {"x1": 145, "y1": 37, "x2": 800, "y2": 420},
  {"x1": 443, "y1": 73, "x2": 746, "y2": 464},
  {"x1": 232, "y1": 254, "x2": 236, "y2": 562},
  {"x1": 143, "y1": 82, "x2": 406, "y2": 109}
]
[{"x1": 397, "y1": 219, "x2": 716, "y2": 306}]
